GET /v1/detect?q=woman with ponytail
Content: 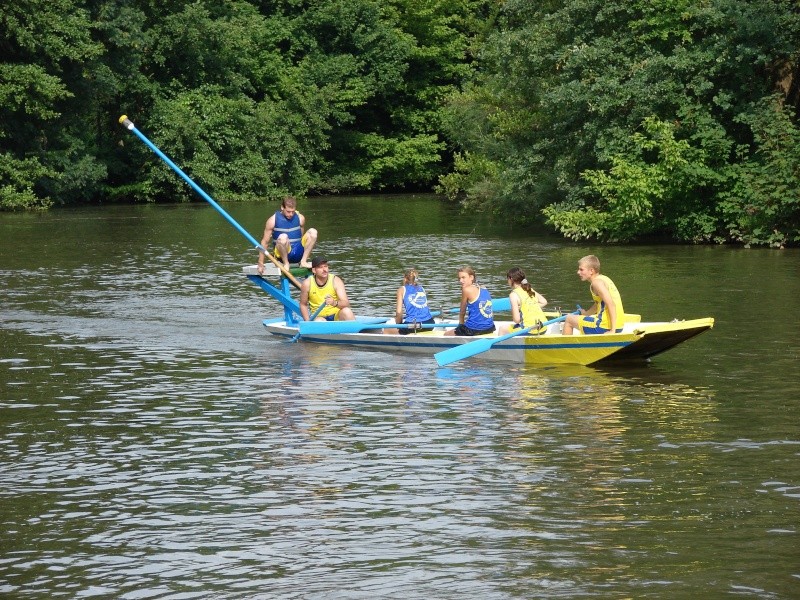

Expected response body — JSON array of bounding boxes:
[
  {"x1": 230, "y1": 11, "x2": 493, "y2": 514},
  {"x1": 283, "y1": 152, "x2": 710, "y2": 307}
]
[{"x1": 500, "y1": 267, "x2": 548, "y2": 335}]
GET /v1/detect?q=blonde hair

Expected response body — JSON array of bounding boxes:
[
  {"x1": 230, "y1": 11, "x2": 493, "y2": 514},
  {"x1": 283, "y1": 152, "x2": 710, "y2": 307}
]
[
  {"x1": 579, "y1": 254, "x2": 600, "y2": 272},
  {"x1": 281, "y1": 195, "x2": 297, "y2": 209},
  {"x1": 458, "y1": 265, "x2": 476, "y2": 282},
  {"x1": 403, "y1": 268, "x2": 421, "y2": 286}
]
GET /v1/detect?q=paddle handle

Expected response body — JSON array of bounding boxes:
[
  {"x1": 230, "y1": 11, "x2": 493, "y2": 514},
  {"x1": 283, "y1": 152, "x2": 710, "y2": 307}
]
[
  {"x1": 431, "y1": 296, "x2": 512, "y2": 318},
  {"x1": 307, "y1": 302, "x2": 327, "y2": 321},
  {"x1": 290, "y1": 303, "x2": 327, "y2": 341},
  {"x1": 118, "y1": 115, "x2": 301, "y2": 289},
  {"x1": 299, "y1": 320, "x2": 458, "y2": 335}
]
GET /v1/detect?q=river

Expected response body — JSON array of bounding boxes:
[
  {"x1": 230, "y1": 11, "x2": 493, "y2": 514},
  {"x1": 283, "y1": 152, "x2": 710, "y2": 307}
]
[{"x1": 1, "y1": 196, "x2": 798, "y2": 598}]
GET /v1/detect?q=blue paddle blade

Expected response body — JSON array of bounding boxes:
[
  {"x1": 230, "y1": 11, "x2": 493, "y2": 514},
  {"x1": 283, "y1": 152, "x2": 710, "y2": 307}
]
[
  {"x1": 434, "y1": 336, "x2": 501, "y2": 366},
  {"x1": 432, "y1": 296, "x2": 511, "y2": 318},
  {"x1": 434, "y1": 313, "x2": 571, "y2": 367},
  {"x1": 434, "y1": 327, "x2": 533, "y2": 366},
  {"x1": 491, "y1": 296, "x2": 511, "y2": 312}
]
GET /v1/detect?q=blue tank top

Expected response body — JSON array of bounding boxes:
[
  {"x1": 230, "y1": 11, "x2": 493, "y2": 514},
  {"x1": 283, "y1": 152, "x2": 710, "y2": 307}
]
[
  {"x1": 465, "y1": 286, "x2": 494, "y2": 330},
  {"x1": 273, "y1": 211, "x2": 302, "y2": 245},
  {"x1": 402, "y1": 284, "x2": 432, "y2": 323}
]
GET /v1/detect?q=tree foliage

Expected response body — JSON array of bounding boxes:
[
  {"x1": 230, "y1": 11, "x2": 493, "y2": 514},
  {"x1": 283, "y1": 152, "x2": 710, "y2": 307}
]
[
  {"x1": 2, "y1": 0, "x2": 799, "y2": 246},
  {"x1": 1, "y1": 0, "x2": 492, "y2": 207},
  {"x1": 442, "y1": 0, "x2": 800, "y2": 246},
  {"x1": 0, "y1": 0, "x2": 103, "y2": 208}
]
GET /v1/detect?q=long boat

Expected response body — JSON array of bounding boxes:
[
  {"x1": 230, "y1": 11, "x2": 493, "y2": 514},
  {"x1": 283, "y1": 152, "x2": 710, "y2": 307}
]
[
  {"x1": 245, "y1": 266, "x2": 714, "y2": 367},
  {"x1": 117, "y1": 117, "x2": 714, "y2": 368},
  {"x1": 261, "y1": 315, "x2": 714, "y2": 366}
]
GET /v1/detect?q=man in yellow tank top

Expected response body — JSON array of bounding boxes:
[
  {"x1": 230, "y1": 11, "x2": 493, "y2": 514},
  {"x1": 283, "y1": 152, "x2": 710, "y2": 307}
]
[
  {"x1": 562, "y1": 255, "x2": 625, "y2": 335},
  {"x1": 299, "y1": 257, "x2": 356, "y2": 322}
]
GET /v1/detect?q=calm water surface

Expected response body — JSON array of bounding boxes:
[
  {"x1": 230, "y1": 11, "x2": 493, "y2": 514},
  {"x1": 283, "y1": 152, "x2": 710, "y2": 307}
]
[{"x1": 1, "y1": 196, "x2": 799, "y2": 599}]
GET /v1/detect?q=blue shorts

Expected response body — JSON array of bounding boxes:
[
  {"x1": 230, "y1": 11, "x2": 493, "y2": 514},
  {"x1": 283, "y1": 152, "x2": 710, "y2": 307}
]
[
  {"x1": 578, "y1": 315, "x2": 621, "y2": 334},
  {"x1": 273, "y1": 232, "x2": 311, "y2": 264}
]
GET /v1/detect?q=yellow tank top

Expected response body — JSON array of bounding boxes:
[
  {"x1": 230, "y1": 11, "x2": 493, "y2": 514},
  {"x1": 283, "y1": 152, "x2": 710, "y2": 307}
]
[
  {"x1": 591, "y1": 274, "x2": 625, "y2": 330},
  {"x1": 308, "y1": 274, "x2": 339, "y2": 319},
  {"x1": 513, "y1": 287, "x2": 547, "y2": 333}
]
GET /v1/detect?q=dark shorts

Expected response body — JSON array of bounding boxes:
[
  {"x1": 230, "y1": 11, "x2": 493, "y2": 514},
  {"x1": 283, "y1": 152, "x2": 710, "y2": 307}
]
[
  {"x1": 453, "y1": 324, "x2": 496, "y2": 336},
  {"x1": 398, "y1": 318, "x2": 436, "y2": 335}
]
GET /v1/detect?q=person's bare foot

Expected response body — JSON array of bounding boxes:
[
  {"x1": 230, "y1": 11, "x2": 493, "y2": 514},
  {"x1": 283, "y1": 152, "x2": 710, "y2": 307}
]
[{"x1": 299, "y1": 259, "x2": 312, "y2": 269}]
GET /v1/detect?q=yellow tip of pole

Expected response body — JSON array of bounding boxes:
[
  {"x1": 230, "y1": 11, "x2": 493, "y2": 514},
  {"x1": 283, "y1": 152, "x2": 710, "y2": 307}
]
[{"x1": 118, "y1": 115, "x2": 128, "y2": 124}]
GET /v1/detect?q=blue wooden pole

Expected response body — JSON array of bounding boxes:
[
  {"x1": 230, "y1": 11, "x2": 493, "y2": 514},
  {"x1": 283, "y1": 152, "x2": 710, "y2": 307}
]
[{"x1": 118, "y1": 115, "x2": 301, "y2": 290}]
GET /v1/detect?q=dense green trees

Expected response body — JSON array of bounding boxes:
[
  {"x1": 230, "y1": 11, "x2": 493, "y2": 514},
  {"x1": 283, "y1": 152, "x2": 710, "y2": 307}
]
[
  {"x1": 1, "y1": 0, "x2": 492, "y2": 208},
  {"x1": 1, "y1": 0, "x2": 104, "y2": 208},
  {"x1": 440, "y1": 0, "x2": 800, "y2": 246},
  {"x1": 2, "y1": 0, "x2": 799, "y2": 246}
]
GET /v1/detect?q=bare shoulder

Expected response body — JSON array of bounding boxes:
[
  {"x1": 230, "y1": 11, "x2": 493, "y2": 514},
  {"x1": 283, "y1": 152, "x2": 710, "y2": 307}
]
[{"x1": 591, "y1": 275, "x2": 608, "y2": 290}]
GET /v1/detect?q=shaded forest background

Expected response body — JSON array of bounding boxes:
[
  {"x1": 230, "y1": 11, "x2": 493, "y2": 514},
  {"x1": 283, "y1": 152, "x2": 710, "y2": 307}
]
[{"x1": 2, "y1": 0, "x2": 799, "y2": 246}]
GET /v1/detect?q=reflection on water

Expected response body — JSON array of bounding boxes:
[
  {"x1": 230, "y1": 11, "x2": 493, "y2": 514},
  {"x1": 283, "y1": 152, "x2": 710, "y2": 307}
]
[{"x1": 1, "y1": 200, "x2": 799, "y2": 598}]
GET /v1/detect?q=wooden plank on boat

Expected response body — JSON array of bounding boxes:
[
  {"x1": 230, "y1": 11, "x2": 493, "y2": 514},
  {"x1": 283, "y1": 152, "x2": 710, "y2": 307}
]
[{"x1": 242, "y1": 264, "x2": 311, "y2": 278}]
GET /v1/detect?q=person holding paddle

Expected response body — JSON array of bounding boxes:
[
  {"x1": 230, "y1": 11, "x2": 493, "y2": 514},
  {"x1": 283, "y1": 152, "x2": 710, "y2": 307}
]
[
  {"x1": 383, "y1": 268, "x2": 435, "y2": 335},
  {"x1": 562, "y1": 255, "x2": 626, "y2": 335},
  {"x1": 257, "y1": 195, "x2": 318, "y2": 273},
  {"x1": 497, "y1": 267, "x2": 548, "y2": 335},
  {"x1": 299, "y1": 257, "x2": 355, "y2": 322},
  {"x1": 444, "y1": 266, "x2": 496, "y2": 336}
]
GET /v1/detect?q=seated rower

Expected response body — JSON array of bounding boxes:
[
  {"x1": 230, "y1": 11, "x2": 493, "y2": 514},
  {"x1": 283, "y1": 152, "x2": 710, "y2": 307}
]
[
  {"x1": 497, "y1": 267, "x2": 548, "y2": 335},
  {"x1": 562, "y1": 254, "x2": 625, "y2": 335},
  {"x1": 299, "y1": 257, "x2": 355, "y2": 322},
  {"x1": 383, "y1": 268, "x2": 436, "y2": 335},
  {"x1": 444, "y1": 266, "x2": 496, "y2": 336}
]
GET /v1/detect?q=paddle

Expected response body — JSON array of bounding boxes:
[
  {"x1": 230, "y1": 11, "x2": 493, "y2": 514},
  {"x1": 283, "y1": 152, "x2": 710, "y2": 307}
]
[
  {"x1": 298, "y1": 320, "x2": 458, "y2": 335},
  {"x1": 290, "y1": 303, "x2": 327, "y2": 342},
  {"x1": 300, "y1": 296, "x2": 513, "y2": 336},
  {"x1": 118, "y1": 115, "x2": 301, "y2": 290},
  {"x1": 434, "y1": 310, "x2": 579, "y2": 367},
  {"x1": 431, "y1": 296, "x2": 511, "y2": 318},
  {"x1": 491, "y1": 296, "x2": 511, "y2": 312}
]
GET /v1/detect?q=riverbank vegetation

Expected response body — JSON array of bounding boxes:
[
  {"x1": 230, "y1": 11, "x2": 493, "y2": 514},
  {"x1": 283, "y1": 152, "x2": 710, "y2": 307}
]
[{"x1": 2, "y1": 0, "x2": 799, "y2": 246}]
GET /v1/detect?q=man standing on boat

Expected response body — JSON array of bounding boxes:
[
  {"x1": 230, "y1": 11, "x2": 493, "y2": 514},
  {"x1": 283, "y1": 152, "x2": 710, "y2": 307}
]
[
  {"x1": 299, "y1": 257, "x2": 356, "y2": 322},
  {"x1": 257, "y1": 196, "x2": 318, "y2": 273}
]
